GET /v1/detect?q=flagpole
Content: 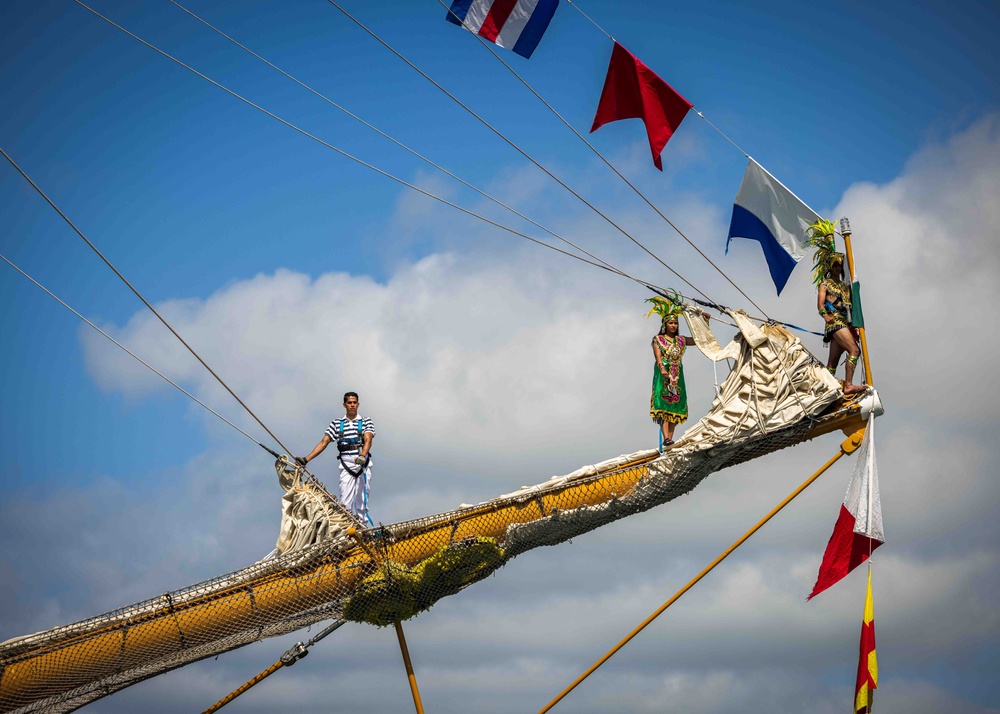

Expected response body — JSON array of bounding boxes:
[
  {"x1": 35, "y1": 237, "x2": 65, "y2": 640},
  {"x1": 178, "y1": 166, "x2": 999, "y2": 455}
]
[
  {"x1": 840, "y1": 218, "x2": 874, "y2": 386},
  {"x1": 537, "y1": 427, "x2": 868, "y2": 714}
]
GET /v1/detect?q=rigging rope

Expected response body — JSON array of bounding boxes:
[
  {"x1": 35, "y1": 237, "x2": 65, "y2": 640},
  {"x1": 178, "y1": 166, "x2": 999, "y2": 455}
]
[
  {"x1": 559, "y1": 0, "x2": 844, "y2": 336},
  {"x1": 564, "y1": 0, "x2": 611, "y2": 40},
  {"x1": 0, "y1": 144, "x2": 296, "y2": 459},
  {"x1": 170, "y1": 0, "x2": 789, "y2": 325},
  {"x1": 646, "y1": 286, "x2": 824, "y2": 338},
  {"x1": 325, "y1": 0, "x2": 719, "y2": 307},
  {"x1": 70, "y1": 1, "x2": 684, "y2": 299},
  {"x1": 166, "y1": 0, "x2": 636, "y2": 287},
  {"x1": 0, "y1": 253, "x2": 281, "y2": 459},
  {"x1": 72, "y1": 3, "x2": 824, "y2": 345},
  {"x1": 441, "y1": 0, "x2": 771, "y2": 319},
  {"x1": 335, "y1": 1, "x2": 833, "y2": 338}
]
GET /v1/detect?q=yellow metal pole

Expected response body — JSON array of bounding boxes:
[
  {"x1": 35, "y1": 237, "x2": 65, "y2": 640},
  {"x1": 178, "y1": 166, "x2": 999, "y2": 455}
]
[
  {"x1": 348, "y1": 527, "x2": 426, "y2": 714},
  {"x1": 202, "y1": 660, "x2": 284, "y2": 714},
  {"x1": 395, "y1": 621, "x2": 426, "y2": 714},
  {"x1": 840, "y1": 223, "x2": 874, "y2": 386},
  {"x1": 201, "y1": 620, "x2": 344, "y2": 713},
  {"x1": 538, "y1": 428, "x2": 868, "y2": 714}
]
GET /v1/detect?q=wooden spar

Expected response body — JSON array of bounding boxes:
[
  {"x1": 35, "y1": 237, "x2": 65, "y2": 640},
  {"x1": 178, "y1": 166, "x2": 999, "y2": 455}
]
[
  {"x1": 0, "y1": 402, "x2": 868, "y2": 710},
  {"x1": 0, "y1": 444, "x2": 654, "y2": 707}
]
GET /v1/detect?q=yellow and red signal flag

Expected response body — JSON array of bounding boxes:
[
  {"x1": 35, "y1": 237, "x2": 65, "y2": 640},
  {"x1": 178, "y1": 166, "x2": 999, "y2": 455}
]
[
  {"x1": 591, "y1": 43, "x2": 692, "y2": 171},
  {"x1": 808, "y1": 419, "x2": 884, "y2": 600},
  {"x1": 855, "y1": 567, "x2": 878, "y2": 713}
]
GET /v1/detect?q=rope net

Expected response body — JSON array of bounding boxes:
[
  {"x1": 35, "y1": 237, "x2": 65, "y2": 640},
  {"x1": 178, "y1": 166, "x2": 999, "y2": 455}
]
[{"x1": 0, "y1": 312, "x2": 861, "y2": 713}]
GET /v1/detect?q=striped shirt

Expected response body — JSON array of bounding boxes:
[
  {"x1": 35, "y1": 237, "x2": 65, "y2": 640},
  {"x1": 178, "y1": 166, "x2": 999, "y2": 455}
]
[{"x1": 325, "y1": 415, "x2": 375, "y2": 455}]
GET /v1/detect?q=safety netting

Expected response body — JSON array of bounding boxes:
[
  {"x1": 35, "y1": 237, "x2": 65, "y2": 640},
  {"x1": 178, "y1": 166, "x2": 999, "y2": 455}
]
[{"x1": 0, "y1": 311, "x2": 859, "y2": 713}]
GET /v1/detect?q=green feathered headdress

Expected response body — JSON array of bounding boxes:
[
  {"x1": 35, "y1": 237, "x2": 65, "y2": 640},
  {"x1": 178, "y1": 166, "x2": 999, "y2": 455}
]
[
  {"x1": 805, "y1": 219, "x2": 845, "y2": 285},
  {"x1": 645, "y1": 289, "x2": 685, "y2": 322}
]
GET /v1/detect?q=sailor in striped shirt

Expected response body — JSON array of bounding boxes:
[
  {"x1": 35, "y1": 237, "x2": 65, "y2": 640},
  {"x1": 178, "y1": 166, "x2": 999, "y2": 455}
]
[{"x1": 297, "y1": 392, "x2": 376, "y2": 524}]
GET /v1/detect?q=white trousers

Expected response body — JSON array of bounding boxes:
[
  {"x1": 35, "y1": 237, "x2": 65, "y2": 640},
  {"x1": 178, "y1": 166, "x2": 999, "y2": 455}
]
[{"x1": 338, "y1": 455, "x2": 372, "y2": 524}]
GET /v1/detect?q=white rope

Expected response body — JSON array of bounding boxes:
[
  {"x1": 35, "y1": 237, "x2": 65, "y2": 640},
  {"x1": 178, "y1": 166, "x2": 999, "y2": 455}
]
[{"x1": 1, "y1": 143, "x2": 294, "y2": 458}]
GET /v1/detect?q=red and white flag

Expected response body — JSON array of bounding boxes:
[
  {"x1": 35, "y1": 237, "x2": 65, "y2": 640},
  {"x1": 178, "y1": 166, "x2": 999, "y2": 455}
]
[
  {"x1": 590, "y1": 42, "x2": 692, "y2": 170},
  {"x1": 808, "y1": 418, "x2": 884, "y2": 600}
]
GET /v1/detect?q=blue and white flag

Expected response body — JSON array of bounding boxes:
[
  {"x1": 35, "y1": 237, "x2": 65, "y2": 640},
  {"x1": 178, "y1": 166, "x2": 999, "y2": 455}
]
[
  {"x1": 445, "y1": 0, "x2": 559, "y2": 59},
  {"x1": 726, "y1": 159, "x2": 820, "y2": 295}
]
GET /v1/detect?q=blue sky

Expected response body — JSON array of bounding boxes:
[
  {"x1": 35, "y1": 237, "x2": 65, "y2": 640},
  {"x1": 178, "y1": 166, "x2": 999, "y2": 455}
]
[{"x1": 1, "y1": 0, "x2": 998, "y2": 712}]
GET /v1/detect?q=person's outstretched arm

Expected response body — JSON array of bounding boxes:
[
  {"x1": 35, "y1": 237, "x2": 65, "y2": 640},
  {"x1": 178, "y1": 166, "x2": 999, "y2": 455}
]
[{"x1": 298, "y1": 434, "x2": 333, "y2": 465}]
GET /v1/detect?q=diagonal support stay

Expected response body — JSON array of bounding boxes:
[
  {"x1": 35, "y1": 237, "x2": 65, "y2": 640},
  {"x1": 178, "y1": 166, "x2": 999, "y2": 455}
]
[
  {"x1": 538, "y1": 427, "x2": 869, "y2": 713},
  {"x1": 202, "y1": 619, "x2": 345, "y2": 714}
]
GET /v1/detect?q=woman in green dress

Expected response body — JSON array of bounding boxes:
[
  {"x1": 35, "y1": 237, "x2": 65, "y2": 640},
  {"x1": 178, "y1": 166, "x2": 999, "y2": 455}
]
[{"x1": 647, "y1": 296, "x2": 708, "y2": 448}]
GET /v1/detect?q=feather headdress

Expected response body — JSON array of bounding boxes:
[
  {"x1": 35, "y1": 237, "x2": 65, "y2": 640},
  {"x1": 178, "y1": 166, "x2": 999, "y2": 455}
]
[
  {"x1": 805, "y1": 219, "x2": 844, "y2": 285},
  {"x1": 645, "y1": 289, "x2": 685, "y2": 322}
]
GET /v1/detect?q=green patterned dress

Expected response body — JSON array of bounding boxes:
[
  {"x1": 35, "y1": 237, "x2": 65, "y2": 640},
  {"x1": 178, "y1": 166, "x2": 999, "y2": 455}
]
[{"x1": 650, "y1": 334, "x2": 688, "y2": 425}]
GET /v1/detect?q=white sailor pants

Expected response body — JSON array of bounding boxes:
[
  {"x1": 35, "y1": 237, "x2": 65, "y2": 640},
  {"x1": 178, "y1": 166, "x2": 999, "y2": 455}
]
[{"x1": 338, "y1": 456, "x2": 372, "y2": 524}]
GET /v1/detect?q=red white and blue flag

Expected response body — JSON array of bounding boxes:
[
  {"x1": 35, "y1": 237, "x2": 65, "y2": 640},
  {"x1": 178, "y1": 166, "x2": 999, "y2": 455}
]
[{"x1": 445, "y1": 0, "x2": 560, "y2": 59}]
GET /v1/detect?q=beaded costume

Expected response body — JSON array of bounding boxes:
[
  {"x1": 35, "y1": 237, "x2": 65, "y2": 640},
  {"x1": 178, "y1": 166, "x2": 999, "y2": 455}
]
[
  {"x1": 650, "y1": 334, "x2": 688, "y2": 424},
  {"x1": 645, "y1": 291, "x2": 690, "y2": 425},
  {"x1": 806, "y1": 219, "x2": 854, "y2": 344},
  {"x1": 820, "y1": 278, "x2": 852, "y2": 343}
]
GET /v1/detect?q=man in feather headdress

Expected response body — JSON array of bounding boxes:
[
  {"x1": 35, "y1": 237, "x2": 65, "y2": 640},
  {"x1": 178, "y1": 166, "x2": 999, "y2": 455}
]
[{"x1": 808, "y1": 220, "x2": 864, "y2": 395}]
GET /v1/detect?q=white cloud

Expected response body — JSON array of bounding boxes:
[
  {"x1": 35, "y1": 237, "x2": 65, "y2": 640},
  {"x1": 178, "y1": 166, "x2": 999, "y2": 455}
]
[
  {"x1": 833, "y1": 114, "x2": 1000, "y2": 422},
  {"x1": 80, "y1": 251, "x2": 660, "y2": 475}
]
